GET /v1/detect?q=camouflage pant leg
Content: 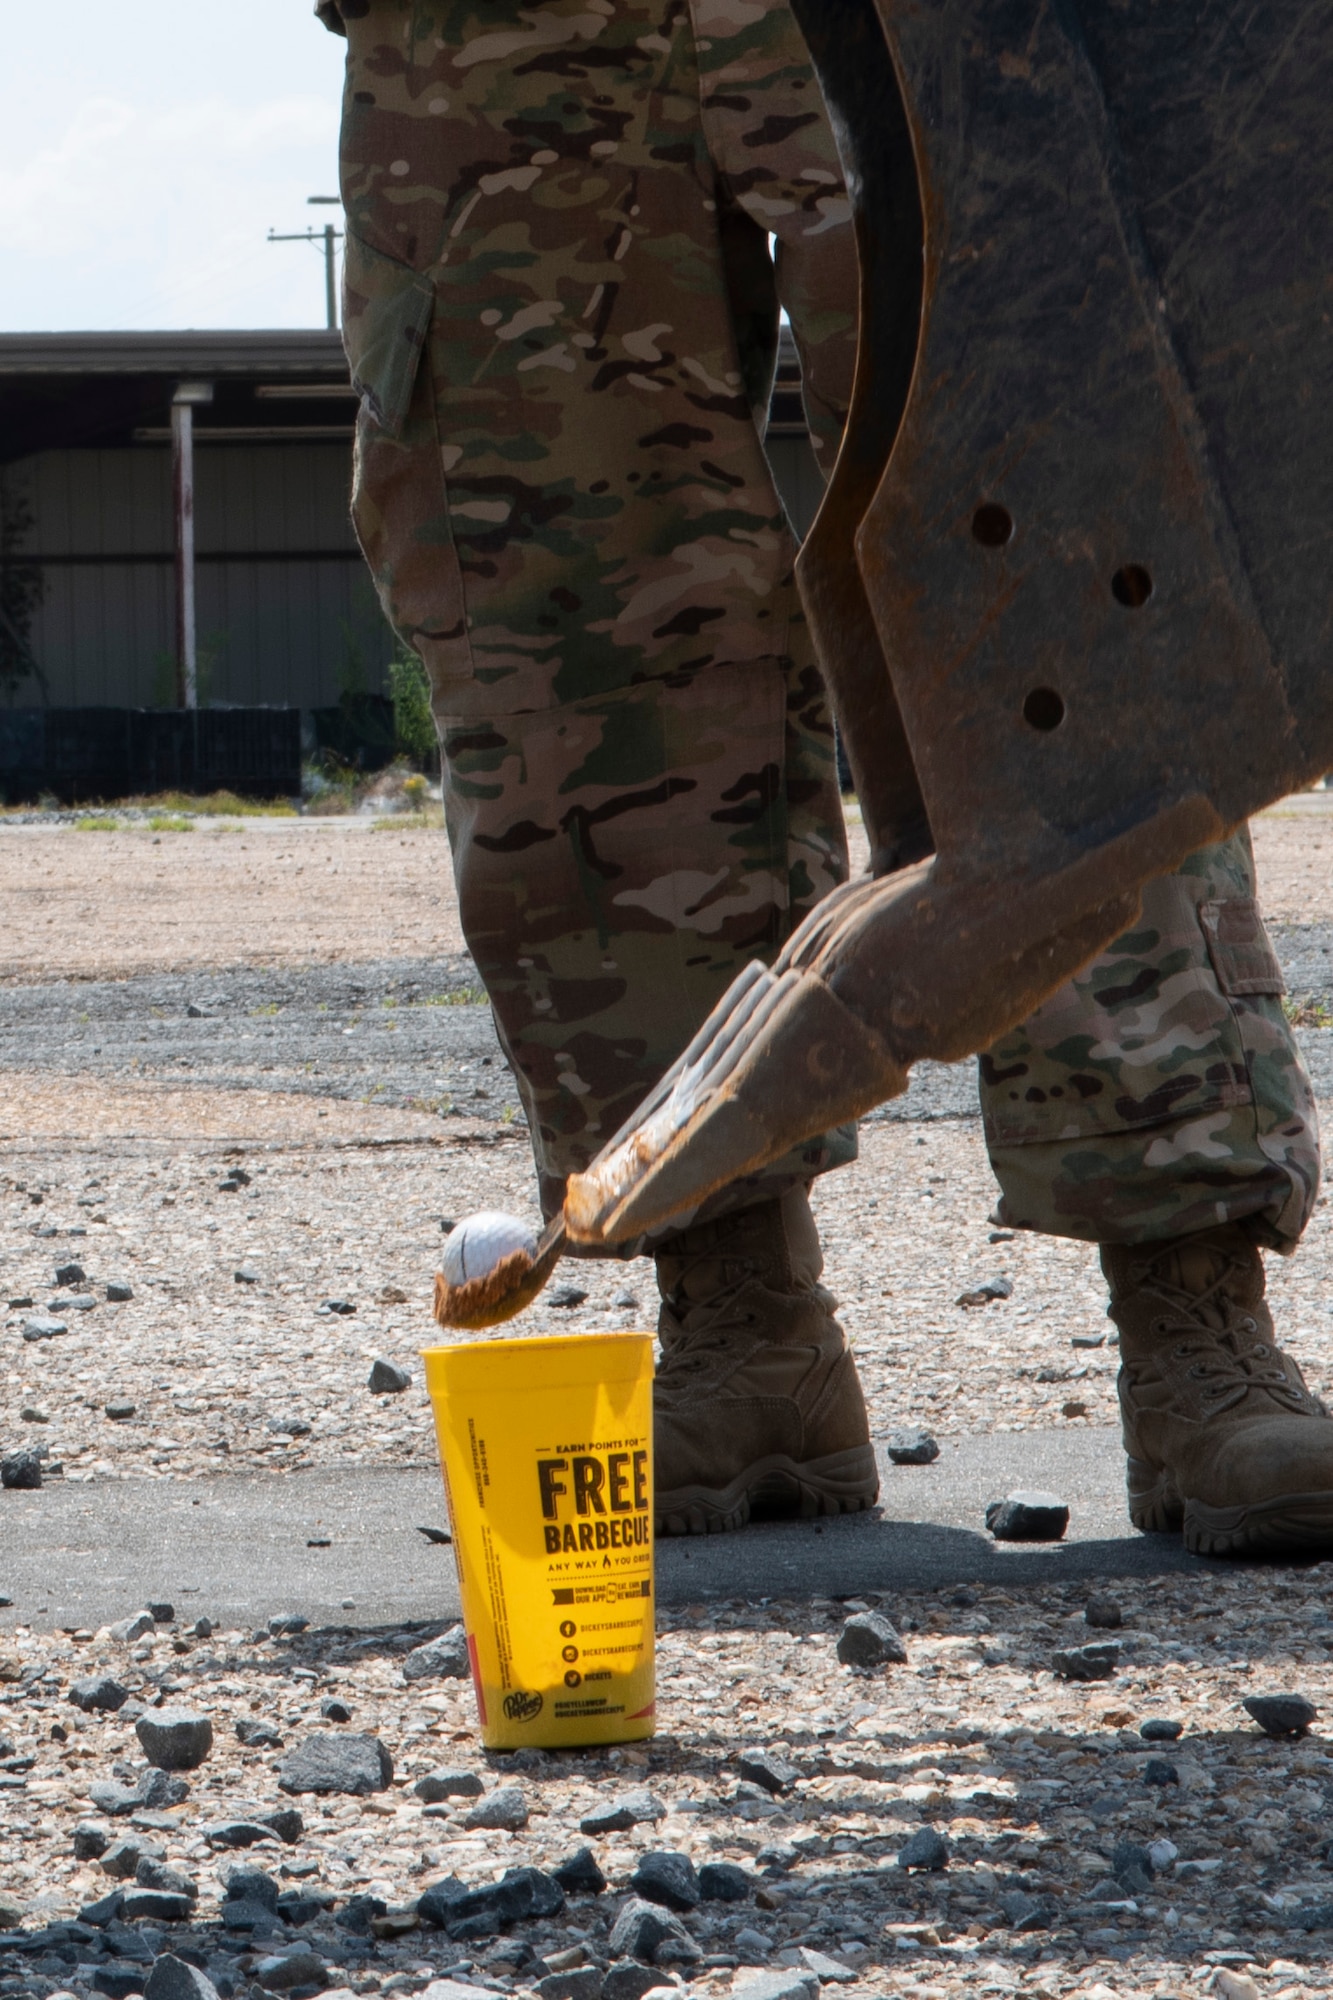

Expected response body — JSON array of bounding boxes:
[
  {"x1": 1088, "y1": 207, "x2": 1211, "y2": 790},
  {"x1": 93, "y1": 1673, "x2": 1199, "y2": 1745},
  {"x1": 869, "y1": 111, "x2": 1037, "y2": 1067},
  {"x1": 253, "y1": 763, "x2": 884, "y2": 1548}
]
[
  {"x1": 979, "y1": 828, "x2": 1320, "y2": 1250},
  {"x1": 336, "y1": 0, "x2": 858, "y2": 1227}
]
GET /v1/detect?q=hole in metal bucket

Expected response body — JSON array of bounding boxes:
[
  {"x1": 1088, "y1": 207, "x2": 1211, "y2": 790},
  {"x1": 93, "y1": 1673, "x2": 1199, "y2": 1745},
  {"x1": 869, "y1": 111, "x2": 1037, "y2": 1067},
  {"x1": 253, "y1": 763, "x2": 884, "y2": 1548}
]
[
  {"x1": 1111, "y1": 563, "x2": 1153, "y2": 608},
  {"x1": 972, "y1": 503, "x2": 1014, "y2": 548},
  {"x1": 1023, "y1": 687, "x2": 1065, "y2": 732}
]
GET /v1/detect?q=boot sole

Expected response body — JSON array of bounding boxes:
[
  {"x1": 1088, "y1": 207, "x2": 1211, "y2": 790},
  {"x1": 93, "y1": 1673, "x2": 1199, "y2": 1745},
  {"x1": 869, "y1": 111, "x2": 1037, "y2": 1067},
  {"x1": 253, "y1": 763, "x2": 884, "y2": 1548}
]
[
  {"x1": 1125, "y1": 1458, "x2": 1184, "y2": 1535},
  {"x1": 1127, "y1": 1457, "x2": 1333, "y2": 1555},
  {"x1": 655, "y1": 1444, "x2": 879, "y2": 1538},
  {"x1": 1184, "y1": 1492, "x2": 1333, "y2": 1557}
]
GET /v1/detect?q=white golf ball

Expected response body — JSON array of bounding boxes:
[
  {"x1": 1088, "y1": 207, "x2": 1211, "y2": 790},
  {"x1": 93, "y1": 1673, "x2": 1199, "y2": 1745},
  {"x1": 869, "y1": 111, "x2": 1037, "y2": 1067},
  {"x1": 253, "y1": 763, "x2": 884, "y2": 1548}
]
[{"x1": 442, "y1": 1211, "x2": 538, "y2": 1287}]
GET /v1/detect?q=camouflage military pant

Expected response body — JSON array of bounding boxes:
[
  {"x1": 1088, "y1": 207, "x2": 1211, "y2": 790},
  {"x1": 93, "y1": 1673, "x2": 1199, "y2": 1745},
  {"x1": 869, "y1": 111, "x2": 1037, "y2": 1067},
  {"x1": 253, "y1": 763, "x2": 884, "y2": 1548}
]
[
  {"x1": 981, "y1": 828, "x2": 1319, "y2": 1249},
  {"x1": 329, "y1": 0, "x2": 860, "y2": 1224},
  {"x1": 324, "y1": 0, "x2": 1319, "y2": 1252}
]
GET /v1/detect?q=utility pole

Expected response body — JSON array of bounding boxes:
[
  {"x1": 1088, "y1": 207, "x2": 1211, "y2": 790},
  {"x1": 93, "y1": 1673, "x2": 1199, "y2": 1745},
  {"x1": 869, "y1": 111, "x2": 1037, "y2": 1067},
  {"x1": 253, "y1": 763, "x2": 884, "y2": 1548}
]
[
  {"x1": 267, "y1": 198, "x2": 344, "y2": 330},
  {"x1": 171, "y1": 382, "x2": 213, "y2": 709}
]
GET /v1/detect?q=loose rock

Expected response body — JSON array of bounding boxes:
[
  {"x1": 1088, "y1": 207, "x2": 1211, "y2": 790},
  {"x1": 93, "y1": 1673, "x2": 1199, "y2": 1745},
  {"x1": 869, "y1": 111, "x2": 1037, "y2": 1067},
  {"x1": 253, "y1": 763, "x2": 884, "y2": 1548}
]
[
  {"x1": 277, "y1": 1732, "x2": 393, "y2": 1796},
  {"x1": 402, "y1": 1625, "x2": 470, "y2": 1682},
  {"x1": 136, "y1": 1707, "x2": 214, "y2": 1771},
  {"x1": 121, "y1": 1888, "x2": 194, "y2": 1922},
  {"x1": 368, "y1": 1357, "x2": 411, "y2": 1394},
  {"x1": 579, "y1": 1789, "x2": 665, "y2": 1835},
  {"x1": 630, "y1": 1850, "x2": 700, "y2": 1911},
  {"x1": 235, "y1": 1717, "x2": 283, "y2": 1749},
  {"x1": 601, "y1": 1964, "x2": 661, "y2": 2000},
  {"x1": 884, "y1": 1427, "x2": 940, "y2": 1465},
  {"x1": 101, "y1": 1836, "x2": 164, "y2": 1880},
  {"x1": 108, "y1": 1611, "x2": 155, "y2": 1642},
  {"x1": 730, "y1": 1972, "x2": 817, "y2": 2000},
  {"x1": 997, "y1": 1888, "x2": 1049, "y2": 1931},
  {"x1": 1052, "y1": 1641, "x2": 1121, "y2": 1681},
  {"x1": 897, "y1": 1826, "x2": 949, "y2": 1871},
  {"x1": 255, "y1": 1950, "x2": 327, "y2": 1992},
  {"x1": 268, "y1": 1613, "x2": 310, "y2": 1636},
  {"x1": 1143, "y1": 1757, "x2": 1180, "y2": 1786},
  {"x1": 143, "y1": 1955, "x2": 222, "y2": 2000},
  {"x1": 798, "y1": 1948, "x2": 856, "y2": 1984},
  {"x1": 136, "y1": 1858, "x2": 197, "y2": 1901},
  {"x1": 957, "y1": 1275, "x2": 1013, "y2": 1307},
  {"x1": 607, "y1": 1895, "x2": 691, "y2": 1962},
  {"x1": 552, "y1": 1847, "x2": 607, "y2": 1895},
  {"x1": 698, "y1": 1861, "x2": 754, "y2": 1902},
  {"x1": 1, "y1": 1450, "x2": 42, "y2": 1490},
  {"x1": 835, "y1": 1610, "x2": 907, "y2": 1669},
  {"x1": 463, "y1": 1784, "x2": 528, "y2": 1831},
  {"x1": 1084, "y1": 1593, "x2": 1123, "y2": 1628},
  {"x1": 736, "y1": 1751, "x2": 796, "y2": 1795},
  {"x1": 414, "y1": 1766, "x2": 484, "y2": 1802},
  {"x1": 1244, "y1": 1691, "x2": 1318, "y2": 1737},
  {"x1": 69, "y1": 1674, "x2": 130, "y2": 1714},
  {"x1": 985, "y1": 1490, "x2": 1069, "y2": 1540},
  {"x1": 1140, "y1": 1716, "x2": 1183, "y2": 1741},
  {"x1": 536, "y1": 1970, "x2": 602, "y2": 2000},
  {"x1": 22, "y1": 1317, "x2": 67, "y2": 1344}
]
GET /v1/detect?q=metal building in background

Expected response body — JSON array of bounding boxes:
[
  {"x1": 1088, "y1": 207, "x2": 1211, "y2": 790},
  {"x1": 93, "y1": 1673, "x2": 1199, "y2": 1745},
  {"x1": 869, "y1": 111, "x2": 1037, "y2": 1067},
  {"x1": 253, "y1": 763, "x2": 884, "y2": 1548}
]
[{"x1": 0, "y1": 331, "x2": 393, "y2": 713}]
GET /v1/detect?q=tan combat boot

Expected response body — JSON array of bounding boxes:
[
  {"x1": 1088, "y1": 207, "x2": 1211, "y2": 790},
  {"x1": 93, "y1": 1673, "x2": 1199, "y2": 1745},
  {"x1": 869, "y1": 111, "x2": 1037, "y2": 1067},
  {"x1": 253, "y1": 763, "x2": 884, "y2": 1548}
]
[
  {"x1": 1104, "y1": 1222, "x2": 1333, "y2": 1555},
  {"x1": 652, "y1": 1185, "x2": 879, "y2": 1536}
]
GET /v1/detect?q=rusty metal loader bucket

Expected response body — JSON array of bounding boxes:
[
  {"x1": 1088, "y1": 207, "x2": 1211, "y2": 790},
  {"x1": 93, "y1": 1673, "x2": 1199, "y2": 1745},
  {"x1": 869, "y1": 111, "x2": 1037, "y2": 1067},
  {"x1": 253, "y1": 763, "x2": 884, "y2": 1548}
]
[{"x1": 566, "y1": 0, "x2": 1333, "y2": 1248}]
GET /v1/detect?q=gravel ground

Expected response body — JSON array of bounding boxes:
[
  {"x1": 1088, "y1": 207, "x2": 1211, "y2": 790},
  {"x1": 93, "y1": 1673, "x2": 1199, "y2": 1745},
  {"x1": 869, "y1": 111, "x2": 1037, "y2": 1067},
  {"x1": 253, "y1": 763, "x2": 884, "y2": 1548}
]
[
  {"x1": 2, "y1": 806, "x2": 1333, "y2": 2000},
  {"x1": 8, "y1": 1106, "x2": 1332, "y2": 1484},
  {"x1": 4, "y1": 1578, "x2": 1333, "y2": 2000},
  {"x1": 0, "y1": 796, "x2": 1328, "y2": 987}
]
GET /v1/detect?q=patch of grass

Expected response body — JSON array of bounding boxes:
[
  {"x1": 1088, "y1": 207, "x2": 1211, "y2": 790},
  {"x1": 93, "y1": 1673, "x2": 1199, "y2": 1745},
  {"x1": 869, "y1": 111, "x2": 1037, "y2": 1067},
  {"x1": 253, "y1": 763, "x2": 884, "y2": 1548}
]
[
  {"x1": 146, "y1": 814, "x2": 193, "y2": 833},
  {"x1": 1284, "y1": 994, "x2": 1333, "y2": 1028},
  {"x1": 74, "y1": 815, "x2": 121, "y2": 832},
  {"x1": 127, "y1": 790, "x2": 297, "y2": 818},
  {"x1": 368, "y1": 796, "x2": 442, "y2": 831},
  {"x1": 250, "y1": 1003, "x2": 281, "y2": 1018},
  {"x1": 412, "y1": 986, "x2": 488, "y2": 1008}
]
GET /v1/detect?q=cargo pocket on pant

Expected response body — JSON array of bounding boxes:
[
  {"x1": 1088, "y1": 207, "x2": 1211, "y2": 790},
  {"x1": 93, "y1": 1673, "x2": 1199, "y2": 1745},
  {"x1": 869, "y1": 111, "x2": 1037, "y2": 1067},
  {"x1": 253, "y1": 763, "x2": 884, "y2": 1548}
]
[
  {"x1": 1199, "y1": 897, "x2": 1285, "y2": 998},
  {"x1": 979, "y1": 872, "x2": 1257, "y2": 1151},
  {"x1": 342, "y1": 230, "x2": 467, "y2": 653}
]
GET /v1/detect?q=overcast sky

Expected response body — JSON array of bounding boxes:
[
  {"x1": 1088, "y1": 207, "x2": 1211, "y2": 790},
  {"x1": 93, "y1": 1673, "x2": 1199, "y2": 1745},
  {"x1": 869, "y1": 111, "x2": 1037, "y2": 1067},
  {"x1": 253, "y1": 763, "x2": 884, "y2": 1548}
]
[{"x1": 0, "y1": 2, "x2": 349, "y2": 333}]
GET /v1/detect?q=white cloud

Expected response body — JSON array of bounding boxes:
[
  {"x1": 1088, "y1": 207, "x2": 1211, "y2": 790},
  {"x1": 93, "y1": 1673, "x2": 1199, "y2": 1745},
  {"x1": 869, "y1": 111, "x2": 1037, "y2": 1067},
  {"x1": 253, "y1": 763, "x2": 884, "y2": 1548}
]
[{"x1": 0, "y1": 1, "x2": 348, "y2": 330}]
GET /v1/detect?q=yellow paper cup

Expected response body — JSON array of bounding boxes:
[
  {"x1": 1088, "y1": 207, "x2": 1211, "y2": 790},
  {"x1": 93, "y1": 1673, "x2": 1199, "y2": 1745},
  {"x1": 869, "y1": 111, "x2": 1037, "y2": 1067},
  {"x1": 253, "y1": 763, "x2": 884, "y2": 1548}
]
[{"x1": 422, "y1": 1332, "x2": 655, "y2": 1749}]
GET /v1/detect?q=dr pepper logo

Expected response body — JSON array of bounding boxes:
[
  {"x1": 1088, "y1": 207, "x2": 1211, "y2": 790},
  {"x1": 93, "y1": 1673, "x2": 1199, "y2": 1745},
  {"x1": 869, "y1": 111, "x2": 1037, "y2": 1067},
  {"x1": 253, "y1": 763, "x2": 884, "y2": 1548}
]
[{"x1": 502, "y1": 1690, "x2": 544, "y2": 1723}]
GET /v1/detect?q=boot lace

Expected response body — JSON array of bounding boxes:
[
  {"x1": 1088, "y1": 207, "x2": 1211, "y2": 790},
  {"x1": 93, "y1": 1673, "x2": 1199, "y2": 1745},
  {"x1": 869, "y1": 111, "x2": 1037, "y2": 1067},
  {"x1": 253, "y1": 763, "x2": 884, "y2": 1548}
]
[
  {"x1": 1133, "y1": 1249, "x2": 1313, "y2": 1418},
  {"x1": 657, "y1": 1288, "x2": 761, "y2": 1386}
]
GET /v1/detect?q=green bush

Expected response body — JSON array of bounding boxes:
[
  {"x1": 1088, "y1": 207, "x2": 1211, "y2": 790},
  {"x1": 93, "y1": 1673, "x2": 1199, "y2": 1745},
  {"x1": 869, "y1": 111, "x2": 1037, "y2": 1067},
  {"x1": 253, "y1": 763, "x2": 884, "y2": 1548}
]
[{"x1": 389, "y1": 647, "x2": 438, "y2": 770}]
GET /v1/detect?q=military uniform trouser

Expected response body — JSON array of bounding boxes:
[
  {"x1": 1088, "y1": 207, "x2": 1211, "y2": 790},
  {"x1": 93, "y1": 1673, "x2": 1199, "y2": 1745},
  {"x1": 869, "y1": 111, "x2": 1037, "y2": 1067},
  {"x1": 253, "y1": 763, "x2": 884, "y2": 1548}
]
[{"x1": 333, "y1": 0, "x2": 1319, "y2": 1252}]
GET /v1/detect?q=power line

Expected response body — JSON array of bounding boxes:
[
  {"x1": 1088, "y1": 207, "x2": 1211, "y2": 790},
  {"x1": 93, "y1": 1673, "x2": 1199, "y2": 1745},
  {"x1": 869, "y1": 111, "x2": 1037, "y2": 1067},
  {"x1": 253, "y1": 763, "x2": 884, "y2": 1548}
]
[{"x1": 267, "y1": 196, "x2": 343, "y2": 329}]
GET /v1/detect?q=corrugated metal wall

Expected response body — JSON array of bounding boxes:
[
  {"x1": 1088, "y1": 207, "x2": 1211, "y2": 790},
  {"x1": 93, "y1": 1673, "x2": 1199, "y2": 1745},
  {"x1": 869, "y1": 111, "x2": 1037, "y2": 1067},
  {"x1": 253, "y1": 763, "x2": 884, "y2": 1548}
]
[
  {"x1": 766, "y1": 433, "x2": 824, "y2": 542},
  {"x1": 14, "y1": 441, "x2": 394, "y2": 710}
]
